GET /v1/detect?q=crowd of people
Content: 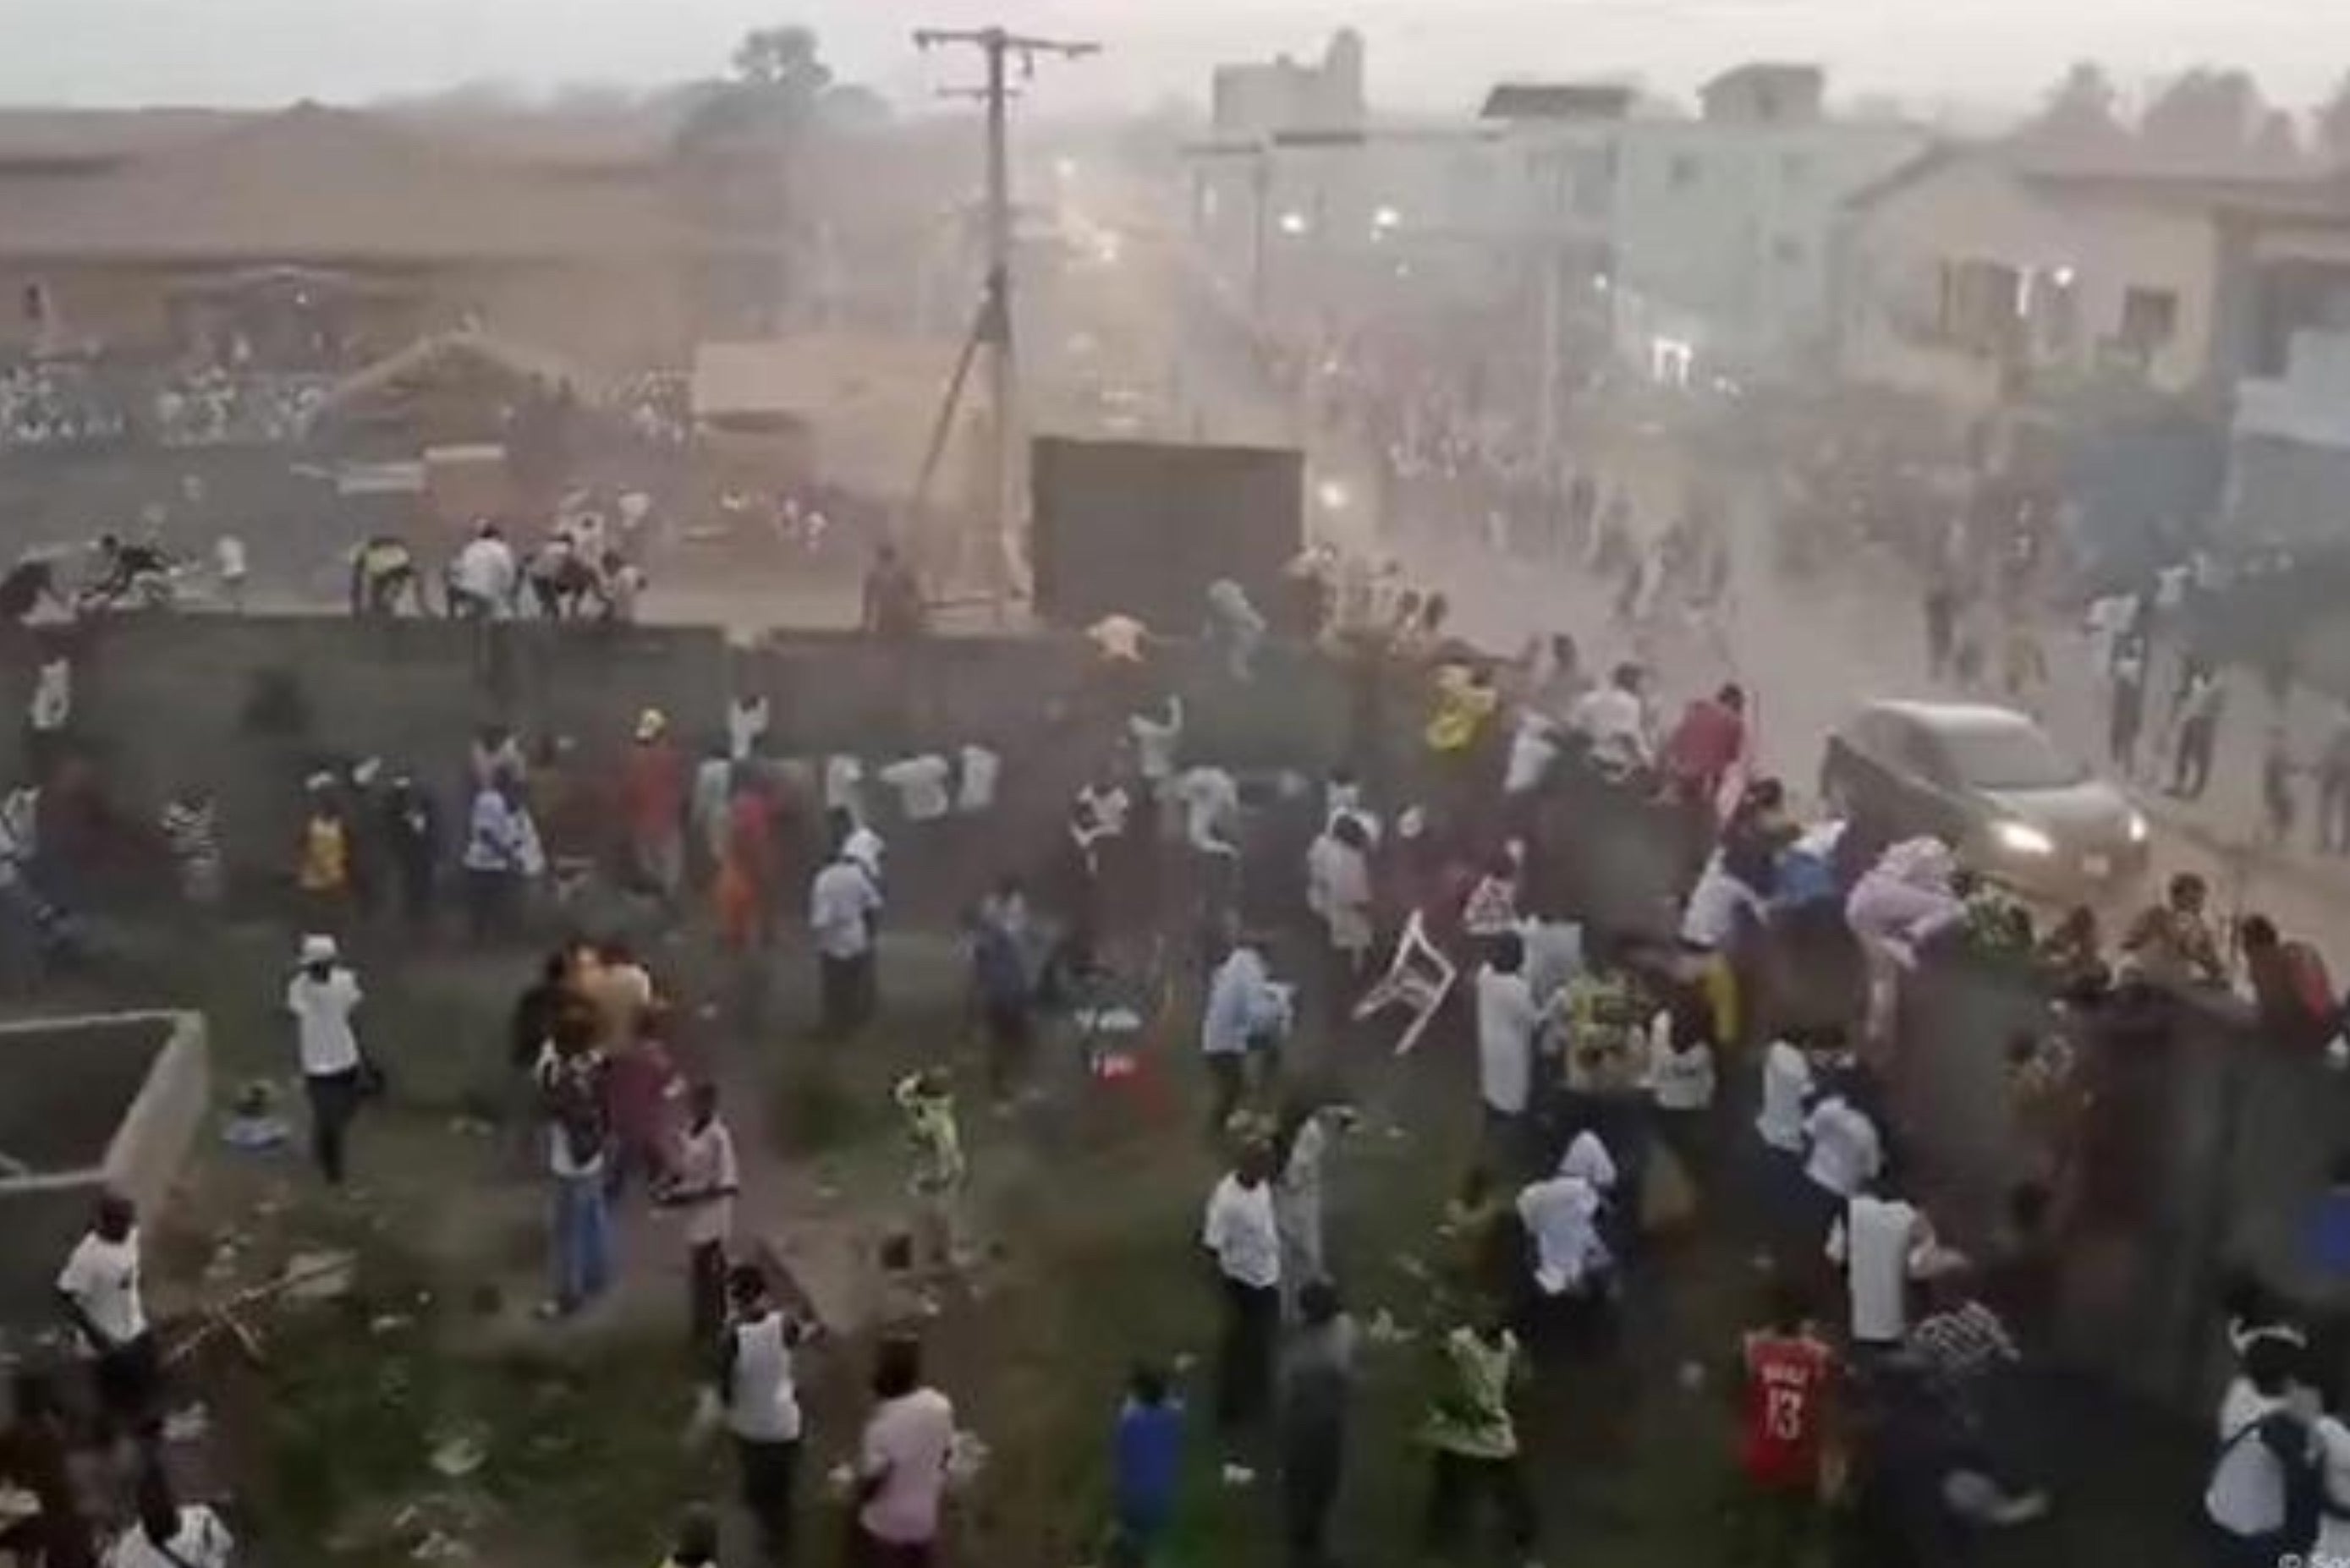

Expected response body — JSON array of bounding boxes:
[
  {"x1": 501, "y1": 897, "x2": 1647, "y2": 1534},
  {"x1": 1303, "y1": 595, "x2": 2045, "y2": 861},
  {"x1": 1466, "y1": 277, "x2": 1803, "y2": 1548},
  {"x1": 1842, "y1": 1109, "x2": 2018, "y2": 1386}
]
[
  {"x1": 6, "y1": 313, "x2": 2350, "y2": 1568},
  {"x1": 0, "y1": 355, "x2": 332, "y2": 452}
]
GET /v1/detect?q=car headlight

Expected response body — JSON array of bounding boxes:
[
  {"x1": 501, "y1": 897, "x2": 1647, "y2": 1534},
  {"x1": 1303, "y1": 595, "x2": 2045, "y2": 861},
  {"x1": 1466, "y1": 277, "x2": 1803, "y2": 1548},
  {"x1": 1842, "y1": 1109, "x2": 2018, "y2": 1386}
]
[
  {"x1": 1992, "y1": 820, "x2": 2056, "y2": 857},
  {"x1": 2127, "y1": 811, "x2": 2150, "y2": 844}
]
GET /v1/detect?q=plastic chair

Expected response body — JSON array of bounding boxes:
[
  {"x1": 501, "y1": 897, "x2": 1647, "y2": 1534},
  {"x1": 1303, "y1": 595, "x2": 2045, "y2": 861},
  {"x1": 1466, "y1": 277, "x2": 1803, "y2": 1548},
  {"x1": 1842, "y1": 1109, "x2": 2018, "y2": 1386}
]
[{"x1": 1353, "y1": 908, "x2": 1457, "y2": 1056}]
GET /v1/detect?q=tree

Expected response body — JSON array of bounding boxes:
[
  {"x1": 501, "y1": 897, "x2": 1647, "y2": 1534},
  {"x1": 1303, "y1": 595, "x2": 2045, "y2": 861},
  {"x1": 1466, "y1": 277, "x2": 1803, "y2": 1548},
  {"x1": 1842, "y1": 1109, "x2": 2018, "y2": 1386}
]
[
  {"x1": 2138, "y1": 67, "x2": 2265, "y2": 160},
  {"x1": 2022, "y1": 62, "x2": 2129, "y2": 152},
  {"x1": 732, "y1": 25, "x2": 834, "y2": 99},
  {"x1": 677, "y1": 25, "x2": 837, "y2": 162}
]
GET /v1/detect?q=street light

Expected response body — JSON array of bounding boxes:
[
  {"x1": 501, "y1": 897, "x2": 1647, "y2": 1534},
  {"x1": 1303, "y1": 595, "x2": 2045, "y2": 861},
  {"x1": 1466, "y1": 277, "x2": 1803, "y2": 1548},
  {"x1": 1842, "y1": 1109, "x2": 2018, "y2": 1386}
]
[
  {"x1": 1278, "y1": 211, "x2": 1310, "y2": 238},
  {"x1": 1372, "y1": 205, "x2": 1402, "y2": 233}
]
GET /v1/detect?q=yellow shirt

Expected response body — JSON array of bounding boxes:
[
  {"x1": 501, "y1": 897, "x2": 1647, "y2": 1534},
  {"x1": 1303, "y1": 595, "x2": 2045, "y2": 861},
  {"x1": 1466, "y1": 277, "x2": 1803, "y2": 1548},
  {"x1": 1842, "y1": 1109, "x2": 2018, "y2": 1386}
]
[
  {"x1": 1425, "y1": 666, "x2": 1498, "y2": 754},
  {"x1": 297, "y1": 814, "x2": 349, "y2": 893}
]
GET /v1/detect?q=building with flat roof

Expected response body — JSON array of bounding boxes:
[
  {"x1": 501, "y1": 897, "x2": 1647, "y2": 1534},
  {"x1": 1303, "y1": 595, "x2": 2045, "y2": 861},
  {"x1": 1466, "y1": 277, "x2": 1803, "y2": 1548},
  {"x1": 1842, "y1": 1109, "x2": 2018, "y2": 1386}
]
[{"x1": 1211, "y1": 30, "x2": 1365, "y2": 142}]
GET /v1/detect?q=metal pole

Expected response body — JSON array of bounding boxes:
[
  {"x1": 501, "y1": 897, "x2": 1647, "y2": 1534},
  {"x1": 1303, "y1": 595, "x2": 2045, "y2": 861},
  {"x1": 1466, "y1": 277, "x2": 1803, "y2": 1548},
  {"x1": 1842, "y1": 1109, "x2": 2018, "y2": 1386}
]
[
  {"x1": 981, "y1": 30, "x2": 1016, "y2": 615},
  {"x1": 910, "y1": 24, "x2": 1096, "y2": 617},
  {"x1": 1538, "y1": 238, "x2": 1562, "y2": 472},
  {"x1": 1251, "y1": 153, "x2": 1271, "y2": 324}
]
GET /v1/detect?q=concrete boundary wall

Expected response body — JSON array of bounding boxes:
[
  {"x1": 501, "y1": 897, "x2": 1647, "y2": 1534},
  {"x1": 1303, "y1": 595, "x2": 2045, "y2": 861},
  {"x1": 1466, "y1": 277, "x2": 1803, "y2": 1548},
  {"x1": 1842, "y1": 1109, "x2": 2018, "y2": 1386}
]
[{"x1": 0, "y1": 616, "x2": 1348, "y2": 893}]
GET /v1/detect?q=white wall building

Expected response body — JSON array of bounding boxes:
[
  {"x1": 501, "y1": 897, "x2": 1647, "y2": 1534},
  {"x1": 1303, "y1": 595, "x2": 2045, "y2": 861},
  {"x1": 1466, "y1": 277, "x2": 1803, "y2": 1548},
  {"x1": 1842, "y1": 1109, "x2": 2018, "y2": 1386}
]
[
  {"x1": 1603, "y1": 66, "x2": 1930, "y2": 374},
  {"x1": 1837, "y1": 150, "x2": 2237, "y2": 414}
]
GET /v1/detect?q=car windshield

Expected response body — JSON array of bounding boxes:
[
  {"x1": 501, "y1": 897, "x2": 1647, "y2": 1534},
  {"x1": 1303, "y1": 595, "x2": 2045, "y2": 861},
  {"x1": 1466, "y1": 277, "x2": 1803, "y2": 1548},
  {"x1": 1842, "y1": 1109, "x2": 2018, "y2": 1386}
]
[{"x1": 1938, "y1": 723, "x2": 2085, "y2": 791}]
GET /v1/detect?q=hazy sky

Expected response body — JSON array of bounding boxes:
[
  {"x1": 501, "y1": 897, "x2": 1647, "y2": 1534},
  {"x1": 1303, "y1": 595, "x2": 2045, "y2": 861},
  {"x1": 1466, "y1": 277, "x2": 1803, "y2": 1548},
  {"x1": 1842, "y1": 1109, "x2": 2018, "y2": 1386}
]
[{"x1": 0, "y1": 0, "x2": 2340, "y2": 118}]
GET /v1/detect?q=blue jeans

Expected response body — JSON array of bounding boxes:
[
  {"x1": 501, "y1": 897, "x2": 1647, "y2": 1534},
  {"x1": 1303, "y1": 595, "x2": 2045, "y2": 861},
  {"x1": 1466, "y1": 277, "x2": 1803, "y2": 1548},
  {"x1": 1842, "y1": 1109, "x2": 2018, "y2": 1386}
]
[{"x1": 552, "y1": 1171, "x2": 612, "y2": 1310}]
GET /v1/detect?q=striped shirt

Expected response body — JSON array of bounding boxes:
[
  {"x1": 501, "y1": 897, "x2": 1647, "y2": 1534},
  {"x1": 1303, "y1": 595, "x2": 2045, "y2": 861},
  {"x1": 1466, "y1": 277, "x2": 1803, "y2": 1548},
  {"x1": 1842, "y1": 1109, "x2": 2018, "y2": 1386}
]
[{"x1": 159, "y1": 799, "x2": 222, "y2": 900}]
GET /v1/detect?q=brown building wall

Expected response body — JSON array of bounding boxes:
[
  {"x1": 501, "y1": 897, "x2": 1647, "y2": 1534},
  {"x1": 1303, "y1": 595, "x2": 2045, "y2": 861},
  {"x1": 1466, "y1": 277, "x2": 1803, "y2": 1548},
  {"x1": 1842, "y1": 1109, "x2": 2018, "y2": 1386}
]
[
  {"x1": 0, "y1": 253, "x2": 694, "y2": 370},
  {"x1": 458, "y1": 255, "x2": 696, "y2": 370}
]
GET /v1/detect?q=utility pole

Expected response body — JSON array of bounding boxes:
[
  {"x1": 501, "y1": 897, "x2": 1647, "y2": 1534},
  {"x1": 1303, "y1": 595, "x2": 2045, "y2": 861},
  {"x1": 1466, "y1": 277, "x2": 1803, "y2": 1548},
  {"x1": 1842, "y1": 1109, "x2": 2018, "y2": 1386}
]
[
  {"x1": 1537, "y1": 238, "x2": 1562, "y2": 475},
  {"x1": 913, "y1": 25, "x2": 1097, "y2": 612}
]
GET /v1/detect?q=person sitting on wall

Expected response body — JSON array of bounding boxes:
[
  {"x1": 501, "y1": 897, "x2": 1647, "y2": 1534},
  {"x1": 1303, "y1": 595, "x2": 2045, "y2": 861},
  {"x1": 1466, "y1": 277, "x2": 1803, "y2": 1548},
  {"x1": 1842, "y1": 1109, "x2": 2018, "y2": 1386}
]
[
  {"x1": 350, "y1": 535, "x2": 423, "y2": 617},
  {"x1": 861, "y1": 543, "x2": 928, "y2": 640}
]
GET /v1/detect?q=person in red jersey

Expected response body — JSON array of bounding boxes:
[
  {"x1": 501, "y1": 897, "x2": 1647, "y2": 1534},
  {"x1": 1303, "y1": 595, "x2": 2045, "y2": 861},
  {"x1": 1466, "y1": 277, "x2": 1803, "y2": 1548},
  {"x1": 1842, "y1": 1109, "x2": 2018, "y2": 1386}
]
[{"x1": 1736, "y1": 1279, "x2": 1837, "y2": 1567}]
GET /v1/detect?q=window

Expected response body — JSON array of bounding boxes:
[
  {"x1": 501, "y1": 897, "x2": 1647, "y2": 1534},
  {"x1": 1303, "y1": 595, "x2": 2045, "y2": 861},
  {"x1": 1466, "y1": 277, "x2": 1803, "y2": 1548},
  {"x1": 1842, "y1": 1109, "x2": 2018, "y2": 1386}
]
[
  {"x1": 1781, "y1": 151, "x2": 1812, "y2": 186},
  {"x1": 1892, "y1": 724, "x2": 1952, "y2": 786},
  {"x1": 1771, "y1": 236, "x2": 1805, "y2": 267},
  {"x1": 1935, "y1": 259, "x2": 2025, "y2": 355},
  {"x1": 1668, "y1": 153, "x2": 1702, "y2": 190},
  {"x1": 2119, "y1": 287, "x2": 2179, "y2": 353},
  {"x1": 1936, "y1": 722, "x2": 2084, "y2": 790}
]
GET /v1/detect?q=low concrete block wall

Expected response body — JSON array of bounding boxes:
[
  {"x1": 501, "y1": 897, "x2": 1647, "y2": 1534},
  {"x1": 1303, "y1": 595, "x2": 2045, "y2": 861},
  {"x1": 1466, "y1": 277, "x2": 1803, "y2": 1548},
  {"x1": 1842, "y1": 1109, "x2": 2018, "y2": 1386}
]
[{"x1": 0, "y1": 1011, "x2": 208, "y2": 1334}]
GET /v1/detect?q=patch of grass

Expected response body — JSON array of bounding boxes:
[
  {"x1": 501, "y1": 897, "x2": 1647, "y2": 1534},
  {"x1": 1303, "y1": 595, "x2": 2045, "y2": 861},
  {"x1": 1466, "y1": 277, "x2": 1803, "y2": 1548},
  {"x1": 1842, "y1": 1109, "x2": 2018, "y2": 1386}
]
[
  {"x1": 471, "y1": 1335, "x2": 715, "y2": 1562},
  {"x1": 774, "y1": 1059, "x2": 883, "y2": 1153}
]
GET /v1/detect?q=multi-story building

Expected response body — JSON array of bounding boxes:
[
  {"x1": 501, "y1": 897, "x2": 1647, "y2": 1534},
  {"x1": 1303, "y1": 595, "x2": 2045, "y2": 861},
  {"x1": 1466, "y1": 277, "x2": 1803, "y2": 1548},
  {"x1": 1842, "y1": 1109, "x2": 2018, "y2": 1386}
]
[
  {"x1": 1604, "y1": 65, "x2": 1930, "y2": 375},
  {"x1": 1211, "y1": 30, "x2": 1365, "y2": 143},
  {"x1": 1837, "y1": 148, "x2": 2350, "y2": 414},
  {"x1": 1194, "y1": 61, "x2": 1926, "y2": 376}
]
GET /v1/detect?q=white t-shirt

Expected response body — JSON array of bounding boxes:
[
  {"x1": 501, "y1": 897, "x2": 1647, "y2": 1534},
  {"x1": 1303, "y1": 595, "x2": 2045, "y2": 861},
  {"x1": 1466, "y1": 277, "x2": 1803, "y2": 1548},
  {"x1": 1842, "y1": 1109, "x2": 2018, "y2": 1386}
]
[
  {"x1": 878, "y1": 755, "x2": 953, "y2": 822},
  {"x1": 1826, "y1": 1194, "x2": 1923, "y2": 1344},
  {"x1": 214, "y1": 535, "x2": 248, "y2": 581},
  {"x1": 2314, "y1": 1412, "x2": 2350, "y2": 1556},
  {"x1": 1176, "y1": 766, "x2": 1239, "y2": 853},
  {"x1": 727, "y1": 696, "x2": 770, "y2": 761},
  {"x1": 1304, "y1": 833, "x2": 1374, "y2": 955},
  {"x1": 1201, "y1": 1173, "x2": 1282, "y2": 1289},
  {"x1": 28, "y1": 658, "x2": 69, "y2": 732},
  {"x1": 1559, "y1": 1129, "x2": 1618, "y2": 1194},
  {"x1": 957, "y1": 745, "x2": 1000, "y2": 814},
  {"x1": 58, "y1": 1228, "x2": 146, "y2": 1350},
  {"x1": 810, "y1": 861, "x2": 881, "y2": 960},
  {"x1": 1128, "y1": 705, "x2": 1183, "y2": 785},
  {"x1": 1681, "y1": 854, "x2": 1763, "y2": 949},
  {"x1": 726, "y1": 1311, "x2": 803, "y2": 1443},
  {"x1": 859, "y1": 1387, "x2": 957, "y2": 1544},
  {"x1": 1804, "y1": 1096, "x2": 1882, "y2": 1198},
  {"x1": 824, "y1": 754, "x2": 865, "y2": 814},
  {"x1": 1076, "y1": 782, "x2": 1132, "y2": 843},
  {"x1": 104, "y1": 1505, "x2": 233, "y2": 1568},
  {"x1": 843, "y1": 824, "x2": 886, "y2": 882},
  {"x1": 1520, "y1": 917, "x2": 1584, "y2": 1008},
  {"x1": 1570, "y1": 685, "x2": 1649, "y2": 769},
  {"x1": 1503, "y1": 715, "x2": 1562, "y2": 796},
  {"x1": 286, "y1": 967, "x2": 363, "y2": 1077},
  {"x1": 2206, "y1": 1379, "x2": 2295, "y2": 1538},
  {"x1": 674, "y1": 1117, "x2": 738, "y2": 1247},
  {"x1": 1647, "y1": 1011, "x2": 1716, "y2": 1111},
  {"x1": 451, "y1": 535, "x2": 516, "y2": 606},
  {"x1": 1474, "y1": 967, "x2": 1540, "y2": 1116},
  {"x1": 1517, "y1": 1174, "x2": 1606, "y2": 1295},
  {"x1": 1755, "y1": 1040, "x2": 1814, "y2": 1153}
]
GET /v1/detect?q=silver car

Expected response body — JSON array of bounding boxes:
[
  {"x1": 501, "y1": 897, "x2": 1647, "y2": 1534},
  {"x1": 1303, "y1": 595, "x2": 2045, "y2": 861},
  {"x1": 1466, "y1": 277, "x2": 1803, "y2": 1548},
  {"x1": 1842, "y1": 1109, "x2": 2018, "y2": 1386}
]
[{"x1": 1819, "y1": 699, "x2": 2151, "y2": 899}]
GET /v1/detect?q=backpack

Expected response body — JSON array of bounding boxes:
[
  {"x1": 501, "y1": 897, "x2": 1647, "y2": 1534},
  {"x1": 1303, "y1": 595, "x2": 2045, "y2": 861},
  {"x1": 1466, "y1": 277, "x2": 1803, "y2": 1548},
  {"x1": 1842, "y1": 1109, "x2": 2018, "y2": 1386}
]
[{"x1": 2213, "y1": 1408, "x2": 2324, "y2": 1552}]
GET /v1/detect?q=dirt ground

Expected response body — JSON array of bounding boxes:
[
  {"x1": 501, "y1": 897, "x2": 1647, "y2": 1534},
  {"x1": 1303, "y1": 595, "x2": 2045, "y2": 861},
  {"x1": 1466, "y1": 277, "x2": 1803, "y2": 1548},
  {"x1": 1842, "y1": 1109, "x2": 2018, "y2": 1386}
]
[{"x1": 5, "y1": 891, "x2": 2215, "y2": 1568}]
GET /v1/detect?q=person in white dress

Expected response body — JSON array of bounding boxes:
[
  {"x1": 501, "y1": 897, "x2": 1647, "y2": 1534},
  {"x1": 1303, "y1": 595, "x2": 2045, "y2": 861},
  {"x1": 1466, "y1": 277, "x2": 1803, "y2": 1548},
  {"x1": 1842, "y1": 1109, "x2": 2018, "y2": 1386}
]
[
  {"x1": 1271, "y1": 1094, "x2": 1354, "y2": 1316},
  {"x1": 105, "y1": 1468, "x2": 233, "y2": 1568},
  {"x1": 2314, "y1": 1381, "x2": 2350, "y2": 1562}
]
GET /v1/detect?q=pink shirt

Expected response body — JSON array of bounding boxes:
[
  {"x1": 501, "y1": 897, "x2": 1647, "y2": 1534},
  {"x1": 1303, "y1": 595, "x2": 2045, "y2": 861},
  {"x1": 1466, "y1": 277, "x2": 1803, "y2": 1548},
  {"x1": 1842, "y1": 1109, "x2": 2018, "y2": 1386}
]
[{"x1": 859, "y1": 1388, "x2": 956, "y2": 1544}]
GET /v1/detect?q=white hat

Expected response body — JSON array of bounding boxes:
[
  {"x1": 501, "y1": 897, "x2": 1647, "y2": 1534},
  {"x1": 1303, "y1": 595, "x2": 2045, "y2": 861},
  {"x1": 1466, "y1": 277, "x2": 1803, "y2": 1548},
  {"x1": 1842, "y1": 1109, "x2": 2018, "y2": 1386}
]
[{"x1": 299, "y1": 934, "x2": 339, "y2": 966}]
